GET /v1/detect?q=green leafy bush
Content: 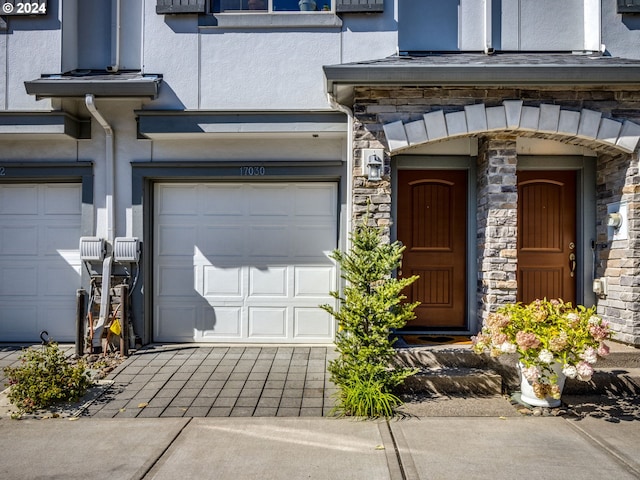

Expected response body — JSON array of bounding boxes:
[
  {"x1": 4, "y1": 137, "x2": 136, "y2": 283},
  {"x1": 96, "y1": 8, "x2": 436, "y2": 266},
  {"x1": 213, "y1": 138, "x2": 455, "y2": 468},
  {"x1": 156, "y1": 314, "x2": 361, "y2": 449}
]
[
  {"x1": 3, "y1": 342, "x2": 93, "y2": 414},
  {"x1": 321, "y1": 213, "x2": 419, "y2": 417}
]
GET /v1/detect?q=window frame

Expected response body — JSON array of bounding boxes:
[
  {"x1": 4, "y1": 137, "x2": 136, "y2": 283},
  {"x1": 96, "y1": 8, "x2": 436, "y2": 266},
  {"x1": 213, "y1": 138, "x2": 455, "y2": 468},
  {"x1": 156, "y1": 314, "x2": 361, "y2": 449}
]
[{"x1": 213, "y1": 0, "x2": 334, "y2": 13}]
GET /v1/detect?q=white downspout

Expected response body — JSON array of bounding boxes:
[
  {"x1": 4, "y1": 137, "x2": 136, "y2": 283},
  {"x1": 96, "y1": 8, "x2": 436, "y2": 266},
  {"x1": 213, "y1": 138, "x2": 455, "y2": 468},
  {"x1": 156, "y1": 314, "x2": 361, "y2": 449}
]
[
  {"x1": 85, "y1": 94, "x2": 115, "y2": 349},
  {"x1": 107, "y1": 0, "x2": 121, "y2": 72},
  {"x1": 85, "y1": 94, "x2": 115, "y2": 244},
  {"x1": 484, "y1": 0, "x2": 493, "y2": 54},
  {"x1": 327, "y1": 92, "x2": 353, "y2": 250}
]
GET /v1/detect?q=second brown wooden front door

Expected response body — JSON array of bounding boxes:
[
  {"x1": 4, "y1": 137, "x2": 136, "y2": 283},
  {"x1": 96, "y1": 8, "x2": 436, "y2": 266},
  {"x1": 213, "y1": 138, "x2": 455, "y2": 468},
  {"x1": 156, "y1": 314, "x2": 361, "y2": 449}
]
[
  {"x1": 517, "y1": 170, "x2": 577, "y2": 305},
  {"x1": 397, "y1": 170, "x2": 467, "y2": 329}
]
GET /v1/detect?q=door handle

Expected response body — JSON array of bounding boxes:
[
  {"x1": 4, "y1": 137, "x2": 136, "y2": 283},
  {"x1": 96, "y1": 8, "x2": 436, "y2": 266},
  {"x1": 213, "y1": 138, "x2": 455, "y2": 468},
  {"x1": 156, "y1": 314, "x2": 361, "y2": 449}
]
[{"x1": 569, "y1": 253, "x2": 576, "y2": 278}]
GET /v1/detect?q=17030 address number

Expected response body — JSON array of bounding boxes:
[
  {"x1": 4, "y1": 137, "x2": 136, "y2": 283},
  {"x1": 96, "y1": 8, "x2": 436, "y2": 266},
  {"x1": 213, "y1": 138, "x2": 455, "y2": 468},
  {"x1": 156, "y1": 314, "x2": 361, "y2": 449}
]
[{"x1": 239, "y1": 166, "x2": 266, "y2": 176}]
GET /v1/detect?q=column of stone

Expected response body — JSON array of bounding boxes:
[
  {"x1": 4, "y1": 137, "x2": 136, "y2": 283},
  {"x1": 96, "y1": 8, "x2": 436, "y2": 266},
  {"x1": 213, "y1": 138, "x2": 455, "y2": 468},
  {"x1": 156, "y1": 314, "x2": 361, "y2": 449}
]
[
  {"x1": 597, "y1": 152, "x2": 640, "y2": 345},
  {"x1": 622, "y1": 155, "x2": 640, "y2": 345},
  {"x1": 352, "y1": 88, "x2": 394, "y2": 241},
  {"x1": 476, "y1": 136, "x2": 518, "y2": 325}
]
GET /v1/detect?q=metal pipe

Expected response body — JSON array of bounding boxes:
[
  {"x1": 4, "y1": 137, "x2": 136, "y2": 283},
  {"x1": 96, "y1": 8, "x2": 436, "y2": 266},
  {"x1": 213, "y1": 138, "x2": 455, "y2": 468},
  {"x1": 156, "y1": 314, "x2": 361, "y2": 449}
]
[
  {"x1": 85, "y1": 94, "x2": 115, "y2": 244},
  {"x1": 107, "y1": 0, "x2": 121, "y2": 72},
  {"x1": 85, "y1": 94, "x2": 116, "y2": 351},
  {"x1": 75, "y1": 289, "x2": 87, "y2": 356}
]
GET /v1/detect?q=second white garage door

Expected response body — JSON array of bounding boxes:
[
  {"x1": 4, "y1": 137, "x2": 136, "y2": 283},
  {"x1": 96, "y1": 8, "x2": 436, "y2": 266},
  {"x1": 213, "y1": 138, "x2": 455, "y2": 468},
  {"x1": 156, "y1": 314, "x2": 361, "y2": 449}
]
[
  {"x1": 154, "y1": 182, "x2": 338, "y2": 343},
  {"x1": 0, "y1": 183, "x2": 82, "y2": 342}
]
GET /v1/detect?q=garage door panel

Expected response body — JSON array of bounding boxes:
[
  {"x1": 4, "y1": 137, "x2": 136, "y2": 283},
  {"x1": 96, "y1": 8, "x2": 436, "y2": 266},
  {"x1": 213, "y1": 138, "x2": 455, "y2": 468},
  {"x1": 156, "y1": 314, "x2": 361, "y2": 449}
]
[
  {"x1": 157, "y1": 265, "x2": 195, "y2": 296},
  {"x1": 45, "y1": 225, "x2": 82, "y2": 252},
  {"x1": 294, "y1": 308, "x2": 333, "y2": 338},
  {"x1": 248, "y1": 307, "x2": 287, "y2": 338},
  {"x1": 200, "y1": 226, "x2": 245, "y2": 257},
  {"x1": 2, "y1": 265, "x2": 36, "y2": 294},
  {"x1": 248, "y1": 225, "x2": 289, "y2": 257},
  {"x1": 42, "y1": 304, "x2": 77, "y2": 341},
  {"x1": 157, "y1": 184, "x2": 199, "y2": 215},
  {"x1": 295, "y1": 185, "x2": 336, "y2": 215},
  {"x1": 249, "y1": 267, "x2": 287, "y2": 297},
  {"x1": 155, "y1": 182, "x2": 338, "y2": 343},
  {"x1": 0, "y1": 185, "x2": 38, "y2": 214},
  {"x1": 199, "y1": 306, "x2": 242, "y2": 338},
  {"x1": 155, "y1": 304, "x2": 198, "y2": 341},
  {"x1": 294, "y1": 225, "x2": 335, "y2": 257},
  {"x1": 0, "y1": 184, "x2": 81, "y2": 342},
  {"x1": 1, "y1": 226, "x2": 38, "y2": 254},
  {"x1": 201, "y1": 184, "x2": 244, "y2": 216},
  {"x1": 157, "y1": 225, "x2": 196, "y2": 256},
  {"x1": 42, "y1": 265, "x2": 81, "y2": 296},
  {"x1": 2, "y1": 305, "x2": 38, "y2": 338},
  {"x1": 295, "y1": 266, "x2": 334, "y2": 297},
  {"x1": 249, "y1": 185, "x2": 290, "y2": 216},
  {"x1": 44, "y1": 185, "x2": 82, "y2": 215},
  {"x1": 203, "y1": 266, "x2": 243, "y2": 297}
]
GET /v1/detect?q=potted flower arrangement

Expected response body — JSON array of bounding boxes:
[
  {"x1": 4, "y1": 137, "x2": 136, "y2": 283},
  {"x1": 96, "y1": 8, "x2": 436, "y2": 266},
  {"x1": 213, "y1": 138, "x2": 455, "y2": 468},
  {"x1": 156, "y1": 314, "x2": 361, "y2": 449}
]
[{"x1": 472, "y1": 298, "x2": 611, "y2": 407}]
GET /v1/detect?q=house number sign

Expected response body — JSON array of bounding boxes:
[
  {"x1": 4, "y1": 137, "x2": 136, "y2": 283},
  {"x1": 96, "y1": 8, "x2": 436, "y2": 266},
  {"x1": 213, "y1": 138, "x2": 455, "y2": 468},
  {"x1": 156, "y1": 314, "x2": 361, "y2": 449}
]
[
  {"x1": 239, "y1": 166, "x2": 266, "y2": 176},
  {"x1": 0, "y1": 167, "x2": 5, "y2": 176},
  {"x1": 2, "y1": 1, "x2": 47, "y2": 15}
]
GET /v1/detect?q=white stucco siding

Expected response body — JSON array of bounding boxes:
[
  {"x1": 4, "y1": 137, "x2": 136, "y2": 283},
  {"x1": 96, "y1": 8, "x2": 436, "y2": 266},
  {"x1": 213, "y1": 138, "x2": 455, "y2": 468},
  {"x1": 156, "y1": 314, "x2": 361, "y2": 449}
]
[
  {"x1": 199, "y1": 30, "x2": 341, "y2": 110},
  {"x1": 6, "y1": 29, "x2": 61, "y2": 110},
  {"x1": 147, "y1": 137, "x2": 345, "y2": 162},
  {"x1": 142, "y1": 2, "x2": 201, "y2": 109}
]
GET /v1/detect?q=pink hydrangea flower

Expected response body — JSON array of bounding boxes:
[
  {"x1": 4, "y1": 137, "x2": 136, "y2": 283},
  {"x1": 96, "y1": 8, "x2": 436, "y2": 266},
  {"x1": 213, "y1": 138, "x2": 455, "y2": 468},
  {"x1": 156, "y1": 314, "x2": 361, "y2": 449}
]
[
  {"x1": 537, "y1": 349, "x2": 554, "y2": 364},
  {"x1": 580, "y1": 346, "x2": 598, "y2": 364},
  {"x1": 562, "y1": 364, "x2": 578, "y2": 379},
  {"x1": 522, "y1": 365, "x2": 540, "y2": 382},
  {"x1": 516, "y1": 331, "x2": 541, "y2": 350},
  {"x1": 588, "y1": 321, "x2": 610, "y2": 342},
  {"x1": 576, "y1": 361, "x2": 594, "y2": 381},
  {"x1": 597, "y1": 342, "x2": 610, "y2": 357}
]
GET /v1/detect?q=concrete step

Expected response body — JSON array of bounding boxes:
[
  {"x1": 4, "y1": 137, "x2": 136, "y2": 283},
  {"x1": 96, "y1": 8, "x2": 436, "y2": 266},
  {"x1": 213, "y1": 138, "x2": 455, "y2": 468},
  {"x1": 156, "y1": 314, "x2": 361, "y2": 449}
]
[
  {"x1": 394, "y1": 341, "x2": 640, "y2": 397},
  {"x1": 397, "y1": 367, "x2": 503, "y2": 396},
  {"x1": 593, "y1": 341, "x2": 640, "y2": 368}
]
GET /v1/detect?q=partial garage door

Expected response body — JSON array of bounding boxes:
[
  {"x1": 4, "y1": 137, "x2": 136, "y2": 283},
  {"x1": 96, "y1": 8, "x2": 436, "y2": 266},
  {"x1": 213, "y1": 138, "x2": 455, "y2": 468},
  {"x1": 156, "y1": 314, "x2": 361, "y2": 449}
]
[
  {"x1": 154, "y1": 182, "x2": 338, "y2": 343},
  {"x1": 0, "y1": 184, "x2": 82, "y2": 342}
]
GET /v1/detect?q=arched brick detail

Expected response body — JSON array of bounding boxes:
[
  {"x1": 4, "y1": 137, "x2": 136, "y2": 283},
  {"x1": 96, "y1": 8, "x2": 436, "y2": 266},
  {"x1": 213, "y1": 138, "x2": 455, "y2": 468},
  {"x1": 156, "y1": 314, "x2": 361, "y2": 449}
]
[{"x1": 382, "y1": 101, "x2": 640, "y2": 154}]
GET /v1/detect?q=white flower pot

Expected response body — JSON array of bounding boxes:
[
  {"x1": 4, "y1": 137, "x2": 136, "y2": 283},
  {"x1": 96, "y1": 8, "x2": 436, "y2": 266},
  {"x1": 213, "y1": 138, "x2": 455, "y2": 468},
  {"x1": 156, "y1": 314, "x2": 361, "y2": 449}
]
[{"x1": 518, "y1": 362, "x2": 566, "y2": 408}]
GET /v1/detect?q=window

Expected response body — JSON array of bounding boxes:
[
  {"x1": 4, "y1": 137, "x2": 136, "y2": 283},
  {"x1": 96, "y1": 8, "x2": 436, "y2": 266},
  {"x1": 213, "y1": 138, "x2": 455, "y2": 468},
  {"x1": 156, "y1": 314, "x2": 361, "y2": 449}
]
[{"x1": 214, "y1": 0, "x2": 333, "y2": 12}]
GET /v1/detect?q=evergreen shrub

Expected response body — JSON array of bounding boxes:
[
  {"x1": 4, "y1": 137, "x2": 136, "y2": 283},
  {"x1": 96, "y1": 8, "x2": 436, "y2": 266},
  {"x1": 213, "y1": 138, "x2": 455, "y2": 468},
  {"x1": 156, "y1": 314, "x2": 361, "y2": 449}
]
[{"x1": 321, "y1": 213, "x2": 419, "y2": 417}]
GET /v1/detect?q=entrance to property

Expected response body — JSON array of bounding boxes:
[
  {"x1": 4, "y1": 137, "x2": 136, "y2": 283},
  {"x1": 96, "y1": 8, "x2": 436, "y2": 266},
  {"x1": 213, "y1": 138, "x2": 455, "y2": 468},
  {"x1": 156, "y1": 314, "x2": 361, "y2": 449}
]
[
  {"x1": 152, "y1": 182, "x2": 338, "y2": 343},
  {"x1": 0, "y1": 183, "x2": 82, "y2": 342},
  {"x1": 517, "y1": 170, "x2": 577, "y2": 304},
  {"x1": 397, "y1": 170, "x2": 467, "y2": 329}
]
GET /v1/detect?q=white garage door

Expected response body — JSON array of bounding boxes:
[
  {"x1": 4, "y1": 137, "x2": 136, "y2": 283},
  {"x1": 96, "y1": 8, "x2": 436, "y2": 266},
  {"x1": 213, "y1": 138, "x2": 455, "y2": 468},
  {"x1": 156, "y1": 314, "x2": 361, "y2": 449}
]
[
  {"x1": 0, "y1": 184, "x2": 82, "y2": 342},
  {"x1": 154, "y1": 182, "x2": 338, "y2": 343}
]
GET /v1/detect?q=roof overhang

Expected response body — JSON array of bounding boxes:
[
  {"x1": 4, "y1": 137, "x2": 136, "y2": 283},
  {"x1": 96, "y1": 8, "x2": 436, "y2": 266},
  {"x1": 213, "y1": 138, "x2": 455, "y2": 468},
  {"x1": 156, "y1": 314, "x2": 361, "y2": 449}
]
[
  {"x1": 136, "y1": 110, "x2": 348, "y2": 139},
  {"x1": 0, "y1": 111, "x2": 90, "y2": 139},
  {"x1": 25, "y1": 72, "x2": 162, "y2": 99},
  {"x1": 324, "y1": 53, "x2": 640, "y2": 106}
]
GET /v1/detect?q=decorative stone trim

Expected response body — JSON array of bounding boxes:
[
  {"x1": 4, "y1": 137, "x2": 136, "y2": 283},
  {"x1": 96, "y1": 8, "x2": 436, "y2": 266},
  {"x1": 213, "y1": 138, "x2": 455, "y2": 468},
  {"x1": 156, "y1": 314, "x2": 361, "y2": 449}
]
[{"x1": 382, "y1": 101, "x2": 640, "y2": 154}]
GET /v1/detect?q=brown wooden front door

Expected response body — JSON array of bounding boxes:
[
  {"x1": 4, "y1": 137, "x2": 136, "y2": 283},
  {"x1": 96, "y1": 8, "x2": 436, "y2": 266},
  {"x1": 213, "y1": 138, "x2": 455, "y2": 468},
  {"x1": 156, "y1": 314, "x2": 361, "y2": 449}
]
[
  {"x1": 397, "y1": 170, "x2": 467, "y2": 329},
  {"x1": 517, "y1": 170, "x2": 577, "y2": 304}
]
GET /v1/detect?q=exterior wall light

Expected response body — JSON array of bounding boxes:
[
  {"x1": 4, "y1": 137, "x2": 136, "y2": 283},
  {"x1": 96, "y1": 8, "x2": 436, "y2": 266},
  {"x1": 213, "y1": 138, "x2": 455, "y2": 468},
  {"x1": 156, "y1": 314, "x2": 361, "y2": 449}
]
[
  {"x1": 607, "y1": 202, "x2": 628, "y2": 241},
  {"x1": 362, "y1": 148, "x2": 384, "y2": 181}
]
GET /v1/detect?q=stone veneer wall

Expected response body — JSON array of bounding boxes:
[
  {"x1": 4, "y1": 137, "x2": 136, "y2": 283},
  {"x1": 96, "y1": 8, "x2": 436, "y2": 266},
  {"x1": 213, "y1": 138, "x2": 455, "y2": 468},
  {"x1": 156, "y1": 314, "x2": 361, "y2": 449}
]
[
  {"x1": 596, "y1": 152, "x2": 640, "y2": 345},
  {"x1": 476, "y1": 137, "x2": 518, "y2": 323},
  {"x1": 351, "y1": 86, "x2": 640, "y2": 344}
]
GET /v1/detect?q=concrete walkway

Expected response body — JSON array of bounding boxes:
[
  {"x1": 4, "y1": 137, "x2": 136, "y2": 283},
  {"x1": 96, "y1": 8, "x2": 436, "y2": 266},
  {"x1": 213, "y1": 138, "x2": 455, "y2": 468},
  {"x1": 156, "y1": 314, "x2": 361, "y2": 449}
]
[
  {"x1": 0, "y1": 415, "x2": 639, "y2": 480},
  {"x1": 1, "y1": 343, "x2": 639, "y2": 479}
]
